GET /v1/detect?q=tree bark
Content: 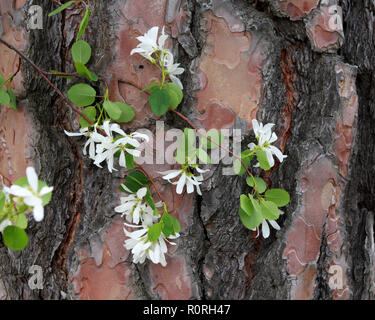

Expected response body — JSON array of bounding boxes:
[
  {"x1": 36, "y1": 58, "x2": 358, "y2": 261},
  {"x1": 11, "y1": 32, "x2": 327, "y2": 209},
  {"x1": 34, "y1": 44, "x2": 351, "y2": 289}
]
[{"x1": 0, "y1": 0, "x2": 374, "y2": 300}]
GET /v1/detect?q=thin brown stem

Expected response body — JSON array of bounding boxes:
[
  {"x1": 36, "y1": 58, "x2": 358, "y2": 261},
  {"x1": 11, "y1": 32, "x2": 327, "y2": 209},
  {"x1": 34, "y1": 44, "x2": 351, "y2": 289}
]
[
  {"x1": 0, "y1": 171, "x2": 12, "y2": 185},
  {"x1": 137, "y1": 165, "x2": 165, "y2": 204},
  {"x1": 0, "y1": 37, "x2": 106, "y2": 136}
]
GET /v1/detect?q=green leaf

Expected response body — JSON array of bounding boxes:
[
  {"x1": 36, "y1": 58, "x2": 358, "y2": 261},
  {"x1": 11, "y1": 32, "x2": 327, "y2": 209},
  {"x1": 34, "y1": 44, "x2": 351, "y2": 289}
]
[
  {"x1": 71, "y1": 40, "x2": 91, "y2": 64},
  {"x1": 265, "y1": 189, "x2": 290, "y2": 207},
  {"x1": 13, "y1": 177, "x2": 52, "y2": 206},
  {"x1": 141, "y1": 81, "x2": 159, "y2": 93},
  {"x1": 11, "y1": 213, "x2": 27, "y2": 229},
  {"x1": 3, "y1": 226, "x2": 28, "y2": 251},
  {"x1": 67, "y1": 83, "x2": 96, "y2": 107},
  {"x1": 246, "y1": 177, "x2": 267, "y2": 194},
  {"x1": 145, "y1": 188, "x2": 156, "y2": 211},
  {"x1": 111, "y1": 102, "x2": 135, "y2": 123},
  {"x1": 7, "y1": 86, "x2": 17, "y2": 111},
  {"x1": 120, "y1": 171, "x2": 149, "y2": 194},
  {"x1": 238, "y1": 207, "x2": 263, "y2": 230},
  {"x1": 161, "y1": 207, "x2": 181, "y2": 237},
  {"x1": 79, "y1": 106, "x2": 96, "y2": 128},
  {"x1": 48, "y1": 0, "x2": 75, "y2": 16},
  {"x1": 175, "y1": 128, "x2": 196, "y2": 164},
  {"x1": 149, "y1": 87, "x2": 171, "y2": 116},
  {"x1": 164, "y1": 82, "x2": 183, "y2": 109},
  {"x1": 103, "y1": 100, "x2": 122, "y2": 120},
  {"x1": 259, "y1": 200, "x2": 280, "y2": 220},
  {"x1": 148, "y1": 223, "x2": 162, "y2": 242},
  {"x1": 233, "y1": 150, "x2": 253, "y2": 175},
  {"x1": 240, "y1": 194, "x2": 253, "y2": 216},
  {"x1": 77, "y1": 8, "x2": 91, "y2": 41},
  {"x1": 200, "y1": 129, "x2": 223, "y2": 150},
  {"x1": 256, "y1": 149, "x2": 271, "y2": 171},
  {"x1": 196, "y1": 148, "x2": 210, "y2": 164},
  {"x1": 0, "y1": 191, "x2": 5, "y2": 212},
  {"x1": 0, "y1": 73, "x2": 4, "y2": 86},
  {"x1": 0, "y1": 88, "x2": 10, "y2": 106},
  {"x1": 125, "y1": 153, "x2": 135, "y2": 169},
  {"x1": 74, "y1": 62, "x2": 97, "y2": 81}
]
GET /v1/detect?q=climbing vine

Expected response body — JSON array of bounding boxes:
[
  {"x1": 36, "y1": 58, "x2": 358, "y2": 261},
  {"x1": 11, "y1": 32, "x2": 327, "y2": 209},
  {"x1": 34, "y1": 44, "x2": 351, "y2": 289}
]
[{"x1": 0, "y1": 1, "x2": 289, "y2": 265}]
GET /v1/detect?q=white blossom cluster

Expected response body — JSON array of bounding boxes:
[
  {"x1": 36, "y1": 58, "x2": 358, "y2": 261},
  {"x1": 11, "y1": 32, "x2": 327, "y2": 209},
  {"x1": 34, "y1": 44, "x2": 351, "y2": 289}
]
[
  {"x1": 64, "y1": 120, "x2": 149, "y2": 173},
  {"x1": 1, "y1": 167, "x2": 53, "y2": 226},
  {"x1": 130, "y1": 26, "x2": 184, "y2": 89},
  {"x1": 115, "y1": 187, "x2": 179, "y2": 267}
]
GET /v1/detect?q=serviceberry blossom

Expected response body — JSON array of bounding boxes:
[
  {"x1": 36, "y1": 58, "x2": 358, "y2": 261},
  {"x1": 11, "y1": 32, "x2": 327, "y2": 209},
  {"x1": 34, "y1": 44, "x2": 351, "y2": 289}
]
[
  {"x1": 64, "y1": 125, "x2": 98, "y2": 159},
  {"x1": 159, "y1": 164, "x2": 209, "y2": 196},
  {"x1": 130, "y1": 26, "x2": 164, "y2": 62},
  {"x1": 115, "y1": 187, "x2": 160, "y2": 227},
  {"x1": 248, "y1": 119, "x2": 287, "y2": 168},
  {"x1": 164, "y1": 53, "x2": 184, "y2": 89},
  {"x1": 65, "y1": 121, "x2": 148, "y2": 173},
  {"x1": 252, "y1": 210, "x2": 284, "y2": 239},
  {"x1": 131, "y1": 26, "x2": 185, "y2": 88},
  {"x1": 124, "y1": 223, "x2": 179, "y2": 266},
  {"x1": 3, "y1": 167, "x2": 53, "y2": 222}
]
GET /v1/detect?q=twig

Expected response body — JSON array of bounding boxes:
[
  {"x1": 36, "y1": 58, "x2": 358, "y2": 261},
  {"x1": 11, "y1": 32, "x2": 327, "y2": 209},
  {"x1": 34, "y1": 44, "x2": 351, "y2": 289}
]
[{"x1": 0, "y1": 37, "x2": 105, "y2": 135}]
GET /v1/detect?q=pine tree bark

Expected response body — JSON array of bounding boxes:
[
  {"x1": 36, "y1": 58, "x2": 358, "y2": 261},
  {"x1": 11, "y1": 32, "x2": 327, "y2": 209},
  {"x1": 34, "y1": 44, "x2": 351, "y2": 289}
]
[{"x1": 0, "y1": 0, "x2": 374, "y2": 300}]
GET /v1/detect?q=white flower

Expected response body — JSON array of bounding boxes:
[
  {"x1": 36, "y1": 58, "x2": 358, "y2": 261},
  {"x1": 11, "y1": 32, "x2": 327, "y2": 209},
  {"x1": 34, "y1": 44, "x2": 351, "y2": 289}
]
[
  {"x1": 115, "y1": 187, "x2": 159, "y2": 227},
  {"x1": 248, "y1": 119, "x2": 287, "y2": 168},
  {"x1": 159, "y1": 165, "x2": 209, "y2": 196},
  {"x1": 124, "y1": 223, "x2": 179, "y2": 266},
  {"x1": 3, "y1": 167, "x2": 53, "y2": 222},
  {"x1": 92, "y1": 122, "x2": 149, "y2": 172},
  {"x1": 130, "y1": 26, "x2": 168, "y2": 63},
  {"x1": 252, "y1": 210, "x2": 284, "y2": 239},
  {"x1": 164, "y1": 53, "x2": 184, "y2": 89},
  {"x1": 64, "y1": 125, "x2": 98, "y2": 159},
  {"x1": 0, "y1": 219, "x2": 12, "y2": 233},
  {"x1": 90, "y1": 121, "x2": 127, "y2": 172}
]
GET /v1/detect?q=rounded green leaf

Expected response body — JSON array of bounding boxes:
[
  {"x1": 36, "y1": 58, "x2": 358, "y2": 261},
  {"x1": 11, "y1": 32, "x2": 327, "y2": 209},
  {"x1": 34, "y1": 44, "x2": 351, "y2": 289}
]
[
  {"x1": 240, "y1": 194, "x2": 253, "y2": 216},
  {"x1": 259, "y1": 200, "x2": 280, "y2": 220},
  {"x1": 113, "y1": 102, "x2": 135, "y2": 123},
  {"x1": 238, "y1": 207, "x2": 263, "y2": 230},
  {"x1": 79, "y1": 106, "x2": 96, "y2": 128},
  {"x1": 3, "y1": 226, "x2": 28, "y2": 251},
  {"x1": 256, "y1": 149, "x2": 271, "y2": 171},
  {"x1": 67, "y1": 83, "x2": 96, "y2": 107},
  {"x1": 103, "y1": 100, "x2": 122, "y2": 120},
  {"x1": 72, "y1": 40, "x2": 91, "y2": 64},
  {"x1": 148, "y1": 223, "x2": 162, "y2": 242},
  {"x1": 265, "y1": 189, "x2": 290, "y2": 207},
  {"x1": 164, "y1": 82, "x2": 183, "y2": 109},
  {"x1": 119, "y1": 171, "x2": 149, "y2": 194},
  {"x1": 11, "y1": 213, "x2": 28, "y2": 229},
  {"x1": 0, "y1": 88, "x2": 10, "y2": 106},
  {"x1": 246, "y1": 177, "x2": 267, "y2": 194},
  {"x1": 149, "y1": 87, "x2": 170, "y2": 116}
]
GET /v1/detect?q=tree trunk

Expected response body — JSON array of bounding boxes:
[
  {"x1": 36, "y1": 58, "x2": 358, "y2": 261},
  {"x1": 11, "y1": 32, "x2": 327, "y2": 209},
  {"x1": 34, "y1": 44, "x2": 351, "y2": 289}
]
[{"x1": 0, "y1": 0, "x2": 374, "y2": 300}]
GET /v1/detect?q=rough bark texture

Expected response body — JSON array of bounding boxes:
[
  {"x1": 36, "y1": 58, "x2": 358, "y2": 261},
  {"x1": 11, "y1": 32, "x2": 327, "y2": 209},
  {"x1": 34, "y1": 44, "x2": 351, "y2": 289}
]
[{"x1": 0, "y1": 0, "x2": 374, "y2": 300}]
